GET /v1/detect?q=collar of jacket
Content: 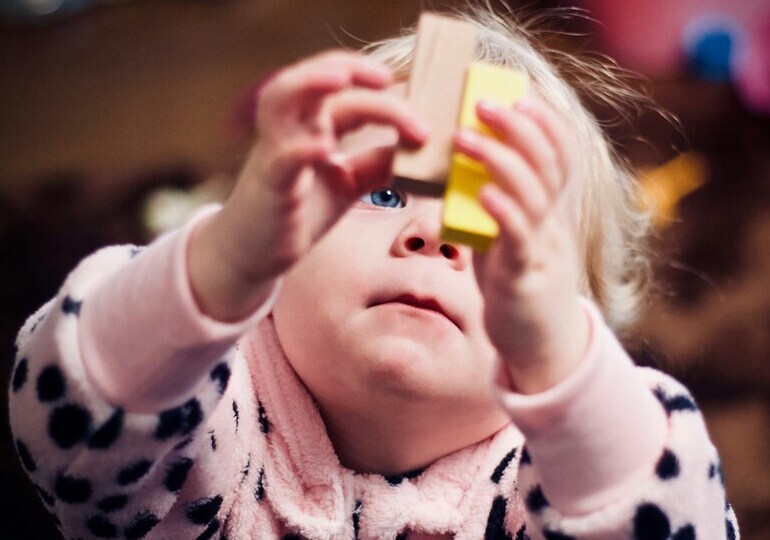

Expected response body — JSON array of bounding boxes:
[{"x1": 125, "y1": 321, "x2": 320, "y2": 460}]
[{"x1": 243, "y1": 319, "x2": 524, "y2": 539}]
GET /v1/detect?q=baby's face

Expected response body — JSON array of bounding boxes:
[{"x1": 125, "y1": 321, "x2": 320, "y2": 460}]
[{"x1": 271, "y1": 124, "x2": 502, "y2": 418}]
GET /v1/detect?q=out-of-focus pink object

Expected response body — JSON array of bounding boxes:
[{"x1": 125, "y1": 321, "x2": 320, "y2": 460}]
[
  {"x1": 583, "y1": 0, "x2": 767, "y2": 77},
  {"x1": 735, "y1": 14, "x2": 770, "y2": 115}
]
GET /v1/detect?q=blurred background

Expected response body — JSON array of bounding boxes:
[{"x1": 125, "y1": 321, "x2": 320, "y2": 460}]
[{"x1": 1, "y1": 0, "x2": 768, "y2": 538}]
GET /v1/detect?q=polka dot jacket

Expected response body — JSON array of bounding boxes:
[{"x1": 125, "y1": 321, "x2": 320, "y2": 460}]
[{"x1": 9, "y1": 220, "x2": 740, "y2": 539}]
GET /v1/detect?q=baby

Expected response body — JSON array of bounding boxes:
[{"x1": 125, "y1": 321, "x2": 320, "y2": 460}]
[{"x1": 9, "y1": 5, "x2": 739, "y2": 540}]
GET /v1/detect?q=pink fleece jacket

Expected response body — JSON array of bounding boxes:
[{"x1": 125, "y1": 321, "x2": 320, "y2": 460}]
[{"x1": 9, "y1": 208, "x2": 739, "y2": 539}]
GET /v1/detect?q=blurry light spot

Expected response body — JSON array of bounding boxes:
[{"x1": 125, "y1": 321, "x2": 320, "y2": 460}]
[{"x1": 25, "y1": 0, "x2": 66, "y2": 16}]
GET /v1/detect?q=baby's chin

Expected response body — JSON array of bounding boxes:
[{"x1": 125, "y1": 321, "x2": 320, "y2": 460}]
[{"x1": 347, "y1": 330, "x2": 486, "y2": 402}]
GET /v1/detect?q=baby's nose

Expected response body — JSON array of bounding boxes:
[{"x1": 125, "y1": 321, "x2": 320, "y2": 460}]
[
  {"x1": 392, "y1": 207, "x2": 466, "y2": 268},
  {"x1": 402, "y1": 235, "x2": 460, "y2": 261}
]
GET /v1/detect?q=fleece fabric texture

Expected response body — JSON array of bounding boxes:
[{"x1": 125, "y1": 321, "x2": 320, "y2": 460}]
[{"x1": 8, "y1": 215, "x2": 740, "y2": 539}]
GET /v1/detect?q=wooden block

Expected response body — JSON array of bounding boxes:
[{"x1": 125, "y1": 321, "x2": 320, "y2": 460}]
[
  {"x1": 441, "y1": 63, "x2": 529, "y2": 251},
  {"x1": 391, "y1": 13, "x2": 477, "y2": 196}
]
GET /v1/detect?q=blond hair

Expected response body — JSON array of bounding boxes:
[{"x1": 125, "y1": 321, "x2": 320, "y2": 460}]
[{"x1": 363, "y1": 2, "x2": 652, "y2": 330}]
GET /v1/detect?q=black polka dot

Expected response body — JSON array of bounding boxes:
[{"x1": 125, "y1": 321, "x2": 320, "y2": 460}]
[
  {"x1": 525, "y1": 485, "x2": 549, "y2": 513},
  {"x1": 117, "y1": 459, "x2": 153, "y2": 485},
  {"x1": 37, "y1": 365, "x2": 66, "y2": 402},
  {"x1": 384, "y1": 467, "x2": 424, "y2": 486},
  {"x1": 484, "y1": 495, "x2": 509, "y2": 539},
  {"x1": 209, "y1": 430, "x2": 217, "y2": 451},
  {"x1": 195, "y1": 519, "x2": 220, "y2": 540},
  {"x1": 34, "y1": 485, "x2": 55, "y2": 506},
  {"x1": 656, "y1": 449, "x2": 680, "y2": 480},
  {"x1": 239, "y1": 455, "x2": 251, "y2": 486},
  {"x1": 258, "y1": 400, "x2": 271, "y2": 435},
  {"x1": 15, "y1": 439, "x2": 36, "y2": 472},
  {"x1": 672, "y1": 524, "x2": 696, "y2": 540},
  {"x1": 491, "y1": 447, "x2": 518, "y2": 484},
  {"x1": 182, "y1": 399, "x2": 203, "y2": 434},
  {"x1": 12, "y1": 357, "x2": 28, "y2": 392},
  {"x1": 186, "y1": 495, "x2": 223, "y2": 525},
  {"x1": 726, "y1": 517, "x2": 736, "y2": 540},
  {"x1": 544, "y1": 529, "x2": 576, "y2": 540},
  {"x1": 124, "y1": 510, "x2": 160, "y2": 539},
  {"x1": 709, "y1": 461, "x2": 725, "y2": 487},
  {"x1": 55, "y1": 473, "x2": 92, "y2": 503},
  {"x1": 128, "y1": 246, "x2": 145, "y2": 259},
  {"x1": 520, "y1": 445, "x2": 531, "y2": 466},
  {"x1": 155, "y1": 398, "x2": 202, "y2": 440},
  {"x1": 633, "y1": 503, "x2": 671, "y2": 540},
  {"x1": 48, "y1": 404, "x2": 92, "y2": 449},
  {"x1": 87, "y1": 514, "x2": 118, "y2": 538},
  {"x1": 97, "y1": 494, "x2": 129, "y2": 513},
  {"x1": 514, "y1": 524, "x2": 528, "y2": 540},
  {"x1": 155, "y1": 408, "x2": 184, "y2": 440},
  {"x1": 89, "y1": 408, "x2": 124, "y2": 449},
  {"x1": 254, "y1": 469, "x2": 265, "y2": 501},
  {"x1": 352, "y1": 499, "x2": 362, "y2": 538},
  {"x1": 62, "y1": 295, "x2": 82, "y2": 316},
  {"x1": 232, "y1": 400, "x2": 240, "y2": 433},
  {"x1": 667, "y1": 395, "x2": 698, "y2": 413},
  {"x1": 281, "y1": 534, "x2": 301, "y2": 540},
  {"x1": 210, "y1": 363, "x2": 230, "y2": 395},
  {"x1": 164, "y1": 457, "x2": 194, "y2": 492},
  {"x1": 653, "y1": 387, "x2": 698, "y2": 415}
]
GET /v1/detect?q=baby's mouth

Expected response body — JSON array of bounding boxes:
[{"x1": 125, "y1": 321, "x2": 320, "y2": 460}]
[{"x1": 369, "y1": 293, "x2": 462, "y2": 331}]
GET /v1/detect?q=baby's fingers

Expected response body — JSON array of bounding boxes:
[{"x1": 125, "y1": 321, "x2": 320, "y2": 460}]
[
  {"x1": 478, "y1": 183, "x2": 531, "y2": 273},
  {"x1": 454, "y1": 129, "x2": 550, "y2": 223},
  {"x1": 326, "y1": 90, "x2": 429, "y2": 146},
  {"x1": 265, "y1": 137, "x2": 335, "y2": 190},
  {"x1": 261, "y1": 51, "x2": 393, "y2": 116},
  {"x1": 476, "y1": 100, "x2": 566, "y2": 197},
  {"x1": 516, "y1": 99, "x2": 576, "y2": 187}
]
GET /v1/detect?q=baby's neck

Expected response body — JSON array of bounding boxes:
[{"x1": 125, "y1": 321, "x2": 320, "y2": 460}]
[{"x1": 318, "y1": 394, "x2": 510, "y2": 476}]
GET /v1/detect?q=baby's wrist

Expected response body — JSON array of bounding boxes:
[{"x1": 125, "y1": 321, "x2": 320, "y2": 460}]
[
  {"x1": 187, "y1": 211, "x2": 276, "y2": 322},
  {"x1": 500, "y1": 299, "x2": 590, "y2": 395}
]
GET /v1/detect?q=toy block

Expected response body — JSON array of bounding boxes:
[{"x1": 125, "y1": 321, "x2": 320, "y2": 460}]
[
  {"x1": 391, "y1": 13, "x2": 477, "y2": 196},
  {"x1": 440, "y1": 63, "x2": 529, "y2": 252}
]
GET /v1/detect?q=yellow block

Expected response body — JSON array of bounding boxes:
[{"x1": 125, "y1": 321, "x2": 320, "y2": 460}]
[{"x1": 441, "y1": 63, "x2": 529, "y2": 252}]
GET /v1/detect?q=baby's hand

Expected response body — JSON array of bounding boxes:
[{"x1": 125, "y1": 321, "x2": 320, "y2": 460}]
[
  {"x1": 189, "y1": 51, "x2": 427, "y2": 320},
  {"x1": 453, "y1": 99, "x2": 589, "y2": 394}
]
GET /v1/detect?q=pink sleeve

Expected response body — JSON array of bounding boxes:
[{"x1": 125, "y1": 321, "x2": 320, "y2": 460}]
[
  {"x1": 79, "y1": 205, "x2": 280, "y2": 413},
  {"x1": 497, "y1": 299, "x2": 669, "y2": 516}
]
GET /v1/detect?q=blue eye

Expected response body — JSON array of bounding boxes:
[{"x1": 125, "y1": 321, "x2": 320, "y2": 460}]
[{"x1": 359, "y1": 188, "x2": 405, "y2": 209}]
